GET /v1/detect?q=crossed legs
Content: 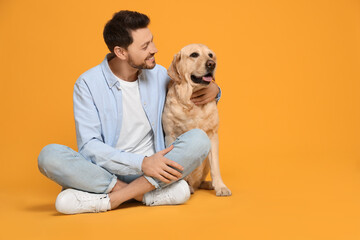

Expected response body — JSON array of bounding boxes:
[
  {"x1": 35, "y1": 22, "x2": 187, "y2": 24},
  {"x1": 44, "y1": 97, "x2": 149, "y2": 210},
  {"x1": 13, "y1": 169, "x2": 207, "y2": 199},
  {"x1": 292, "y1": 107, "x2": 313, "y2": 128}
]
[{"x1": 38, "y1": 129, "x2": 210, "y2": 211}]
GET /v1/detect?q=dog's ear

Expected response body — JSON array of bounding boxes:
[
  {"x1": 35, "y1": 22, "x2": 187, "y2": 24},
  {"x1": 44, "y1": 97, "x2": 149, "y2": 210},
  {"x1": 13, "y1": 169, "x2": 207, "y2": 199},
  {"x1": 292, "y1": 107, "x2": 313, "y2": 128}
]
[{"x1": 167, "y1": 53, "x2": 181, "y2": 81}]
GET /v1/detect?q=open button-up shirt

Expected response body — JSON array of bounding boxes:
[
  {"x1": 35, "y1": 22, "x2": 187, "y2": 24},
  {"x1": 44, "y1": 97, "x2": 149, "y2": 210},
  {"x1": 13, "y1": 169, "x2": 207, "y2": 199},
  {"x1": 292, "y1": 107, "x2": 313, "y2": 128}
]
[{"x1": 73, "y1": 54, "x2": 221, "y2": 176}]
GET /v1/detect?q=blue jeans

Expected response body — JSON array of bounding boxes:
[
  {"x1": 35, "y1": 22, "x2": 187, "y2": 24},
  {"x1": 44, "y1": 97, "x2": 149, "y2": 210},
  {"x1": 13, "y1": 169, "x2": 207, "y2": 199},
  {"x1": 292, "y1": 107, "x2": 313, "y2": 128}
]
[{"x1": 38, "y1": 129, "x2": 211, "y2": 194}]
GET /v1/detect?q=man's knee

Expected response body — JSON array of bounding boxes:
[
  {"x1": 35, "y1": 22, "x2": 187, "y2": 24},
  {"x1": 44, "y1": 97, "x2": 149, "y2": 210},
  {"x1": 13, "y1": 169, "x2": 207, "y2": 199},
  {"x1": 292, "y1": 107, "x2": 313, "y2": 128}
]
[
  {"x1": 170, "y1": 129, "x2": 211, "y2": 172},
  {"x1": 186, "y1": 128, "x2": 211, "y2": 159},
  {"x1": 38, "y1": 144, "x2": 65, "y2": 176}
]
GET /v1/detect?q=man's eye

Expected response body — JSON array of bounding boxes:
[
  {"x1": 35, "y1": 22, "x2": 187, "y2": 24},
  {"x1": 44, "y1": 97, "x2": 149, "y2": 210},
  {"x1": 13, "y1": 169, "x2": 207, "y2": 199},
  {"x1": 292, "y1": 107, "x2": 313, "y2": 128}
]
[{"x1": 190, "y1": 52, "x2": 199, "y2": 58}]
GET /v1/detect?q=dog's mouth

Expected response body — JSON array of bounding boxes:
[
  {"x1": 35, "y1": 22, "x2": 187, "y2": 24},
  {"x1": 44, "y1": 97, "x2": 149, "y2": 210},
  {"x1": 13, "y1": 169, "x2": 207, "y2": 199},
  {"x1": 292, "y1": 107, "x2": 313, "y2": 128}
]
[{"x1": 191, "y1": 72, "x2": 214, "y2": 85}]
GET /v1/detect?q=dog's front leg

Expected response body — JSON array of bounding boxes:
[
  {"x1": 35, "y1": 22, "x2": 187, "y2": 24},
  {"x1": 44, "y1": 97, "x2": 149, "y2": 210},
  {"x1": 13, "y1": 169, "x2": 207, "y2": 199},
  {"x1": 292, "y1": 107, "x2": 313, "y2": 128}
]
[{"x1": 209, "y1": 133, "x2": 231, "y2": 196}]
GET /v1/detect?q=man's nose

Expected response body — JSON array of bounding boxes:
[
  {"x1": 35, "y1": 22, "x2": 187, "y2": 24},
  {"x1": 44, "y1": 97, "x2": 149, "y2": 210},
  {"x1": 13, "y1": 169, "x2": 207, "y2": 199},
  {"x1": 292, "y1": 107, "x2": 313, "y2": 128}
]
[
  {"x1": 206, "y1": 60, "x2": 216, "y2": 70},
  {"x1": 149, "y1": 42, "x2": 158, "y2": 54}
]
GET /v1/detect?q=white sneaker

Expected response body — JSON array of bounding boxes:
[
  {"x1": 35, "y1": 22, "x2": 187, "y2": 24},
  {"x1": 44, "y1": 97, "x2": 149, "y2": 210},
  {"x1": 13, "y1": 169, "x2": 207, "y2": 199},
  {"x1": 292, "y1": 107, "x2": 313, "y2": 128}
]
[
  {"x1": 55, "y1": 189, "x2": 111, "y2": 214},
  {"x1": 143, "y1": 180, "x2": 191, "y2": 206}
]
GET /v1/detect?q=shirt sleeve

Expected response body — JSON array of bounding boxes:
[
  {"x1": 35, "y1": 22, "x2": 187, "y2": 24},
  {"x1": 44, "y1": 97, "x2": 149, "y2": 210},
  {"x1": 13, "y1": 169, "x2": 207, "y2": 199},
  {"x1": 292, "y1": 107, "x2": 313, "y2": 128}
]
[
  {"x1": 73, "y1": 79, "x2": 145, "y2": 175},
  {"x1": 215, "y1": 86, "x2": 222, "y2": 103}
]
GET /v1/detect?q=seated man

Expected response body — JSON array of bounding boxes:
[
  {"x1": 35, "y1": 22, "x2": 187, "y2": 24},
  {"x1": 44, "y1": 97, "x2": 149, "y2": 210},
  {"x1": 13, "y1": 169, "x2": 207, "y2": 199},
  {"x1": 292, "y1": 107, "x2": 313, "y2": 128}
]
[{"x1": 38, "y1": 10, "x2": 220, "y2": 214}]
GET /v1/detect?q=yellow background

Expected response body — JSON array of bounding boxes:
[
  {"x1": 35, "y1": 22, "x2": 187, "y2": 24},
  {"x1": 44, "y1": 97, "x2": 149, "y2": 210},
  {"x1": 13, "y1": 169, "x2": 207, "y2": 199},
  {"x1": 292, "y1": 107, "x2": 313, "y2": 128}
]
[{"x1": 1, "y1": 0, "x2": 359, "y2": 239}]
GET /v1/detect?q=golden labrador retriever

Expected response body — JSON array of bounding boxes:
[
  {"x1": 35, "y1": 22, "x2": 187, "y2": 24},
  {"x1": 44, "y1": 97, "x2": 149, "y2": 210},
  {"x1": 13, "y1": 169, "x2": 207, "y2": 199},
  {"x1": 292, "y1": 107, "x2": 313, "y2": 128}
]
[{"x1": 162, "y1": 44, "x2": 231, "y2": 196}]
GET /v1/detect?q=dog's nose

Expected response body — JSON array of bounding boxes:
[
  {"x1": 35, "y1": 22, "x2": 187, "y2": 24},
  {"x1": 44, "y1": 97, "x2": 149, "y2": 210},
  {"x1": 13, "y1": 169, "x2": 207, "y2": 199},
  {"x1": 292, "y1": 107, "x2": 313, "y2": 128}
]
[{"x1": 206, "y1": 60, "x2": 216, "y2": 70}]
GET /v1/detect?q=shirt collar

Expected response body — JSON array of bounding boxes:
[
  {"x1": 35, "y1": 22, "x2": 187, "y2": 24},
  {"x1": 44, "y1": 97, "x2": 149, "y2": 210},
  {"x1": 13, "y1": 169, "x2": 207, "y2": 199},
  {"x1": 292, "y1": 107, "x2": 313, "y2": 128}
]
[{"x1": 101, "y1": 53, "x2": 144, "y2": 90}]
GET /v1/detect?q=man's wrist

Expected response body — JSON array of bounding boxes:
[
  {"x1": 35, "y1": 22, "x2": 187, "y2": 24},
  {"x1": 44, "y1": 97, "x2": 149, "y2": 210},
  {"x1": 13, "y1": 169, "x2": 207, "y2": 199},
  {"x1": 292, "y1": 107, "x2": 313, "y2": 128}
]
[
  {"x1": 141, "y1": 156, "x2": 148, "y2": 172},
  {"x1": 215, "y1": 86, "x2": 221, "y2": 102}
]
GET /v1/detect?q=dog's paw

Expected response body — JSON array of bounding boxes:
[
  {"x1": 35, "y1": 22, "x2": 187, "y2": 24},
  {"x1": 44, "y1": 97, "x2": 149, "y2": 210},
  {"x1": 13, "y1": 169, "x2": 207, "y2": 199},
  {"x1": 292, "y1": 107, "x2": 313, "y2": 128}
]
[{"x1": 215, "y1": 186, "x2": 232, "y2": 196}]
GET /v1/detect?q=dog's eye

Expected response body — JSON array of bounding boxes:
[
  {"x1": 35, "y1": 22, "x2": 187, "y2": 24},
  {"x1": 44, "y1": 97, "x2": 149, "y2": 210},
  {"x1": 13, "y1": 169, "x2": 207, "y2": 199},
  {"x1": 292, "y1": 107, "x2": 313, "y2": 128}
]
[
  {"x1": 190, "y1": 52, "x2": 199, "y2": 58},
  {"x1": 209, "y1": 53, "x2": 213, "y2": 58}
]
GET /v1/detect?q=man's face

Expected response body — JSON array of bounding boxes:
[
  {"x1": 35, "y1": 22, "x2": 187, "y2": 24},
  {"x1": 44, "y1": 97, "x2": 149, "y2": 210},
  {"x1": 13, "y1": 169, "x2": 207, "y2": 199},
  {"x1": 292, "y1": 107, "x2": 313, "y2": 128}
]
[{"x1": 126, "y1": 28, "x2": 158, "y2": 70}]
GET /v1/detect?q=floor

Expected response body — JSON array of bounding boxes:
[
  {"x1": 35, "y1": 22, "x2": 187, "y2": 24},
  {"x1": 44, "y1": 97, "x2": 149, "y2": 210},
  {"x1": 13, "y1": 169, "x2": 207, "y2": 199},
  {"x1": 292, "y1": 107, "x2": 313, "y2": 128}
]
[{"x1": 2, "y1": 153, "x2": 360, "y2": 240}]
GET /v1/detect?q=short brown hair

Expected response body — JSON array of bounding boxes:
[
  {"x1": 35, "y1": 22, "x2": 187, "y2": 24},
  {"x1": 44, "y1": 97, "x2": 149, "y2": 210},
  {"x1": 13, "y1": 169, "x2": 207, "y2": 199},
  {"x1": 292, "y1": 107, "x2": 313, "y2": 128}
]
[{"x1": 103, "y1": 10, "x2": 150, "y2": 52}]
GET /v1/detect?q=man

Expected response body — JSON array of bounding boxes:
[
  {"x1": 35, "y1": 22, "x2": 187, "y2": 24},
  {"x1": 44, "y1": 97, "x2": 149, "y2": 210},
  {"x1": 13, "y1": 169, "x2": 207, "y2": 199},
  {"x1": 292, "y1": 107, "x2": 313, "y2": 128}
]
[{"x1": 38, "y1": 10, "x2": 221, "y2": 214}]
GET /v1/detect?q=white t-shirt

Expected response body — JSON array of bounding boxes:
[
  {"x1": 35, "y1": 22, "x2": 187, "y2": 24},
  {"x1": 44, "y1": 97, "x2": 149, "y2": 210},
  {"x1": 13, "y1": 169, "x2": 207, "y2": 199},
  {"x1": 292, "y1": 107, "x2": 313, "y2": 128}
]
[{"x1": 115, "y1": 77, "x2": 156, "y2": 157}]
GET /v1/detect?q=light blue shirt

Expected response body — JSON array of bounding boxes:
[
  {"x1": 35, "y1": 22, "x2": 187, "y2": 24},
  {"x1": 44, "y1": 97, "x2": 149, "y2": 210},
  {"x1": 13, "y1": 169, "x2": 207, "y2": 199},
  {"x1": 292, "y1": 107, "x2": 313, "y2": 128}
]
[{"x1": 73, "y1": 54, "x2": 221, "y2": 176}]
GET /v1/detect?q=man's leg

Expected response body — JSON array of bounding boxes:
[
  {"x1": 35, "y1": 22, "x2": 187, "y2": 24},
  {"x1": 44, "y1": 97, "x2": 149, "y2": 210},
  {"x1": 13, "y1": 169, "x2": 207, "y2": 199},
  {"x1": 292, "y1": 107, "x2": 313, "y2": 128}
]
[
  {"x1": 108, "y1": 176, "x2": 154, "y2": 209},
  {"x1": 38, "y1": 144, "x2": 117, "y2": 194},
  {"x1": 39, "y1": 129, "x2": 210, "y2": 213},
  {"x1": 144, "y1": 128, "x2": 211, "y2": 189},
  {"x1": 113, "y1": 128, "x2": 211, "y2": 207},
  {"x1": 38, "y1": 144, "x2": 149, "y2": 213}
]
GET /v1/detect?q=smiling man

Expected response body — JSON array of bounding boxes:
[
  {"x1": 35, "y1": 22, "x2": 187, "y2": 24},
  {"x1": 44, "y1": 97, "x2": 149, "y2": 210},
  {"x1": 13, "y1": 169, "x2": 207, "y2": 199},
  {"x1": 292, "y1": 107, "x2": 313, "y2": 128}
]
[{"x1": 38, "y1": 10, "x2": 221, "y2": 214}]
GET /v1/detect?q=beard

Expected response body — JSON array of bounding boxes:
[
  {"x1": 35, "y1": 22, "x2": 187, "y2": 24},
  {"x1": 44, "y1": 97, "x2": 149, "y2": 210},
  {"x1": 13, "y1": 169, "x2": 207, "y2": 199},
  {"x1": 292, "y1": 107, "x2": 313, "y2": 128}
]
[{"x1": 127, "y1": 54, "x2": 156, "y2": 70}]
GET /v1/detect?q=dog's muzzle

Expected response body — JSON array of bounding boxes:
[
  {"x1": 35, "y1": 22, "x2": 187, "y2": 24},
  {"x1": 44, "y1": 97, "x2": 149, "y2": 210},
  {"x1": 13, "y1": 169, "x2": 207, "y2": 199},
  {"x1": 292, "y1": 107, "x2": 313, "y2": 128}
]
[{"x1": 191, "y1": 60, "x2": 216, "y2": 85}]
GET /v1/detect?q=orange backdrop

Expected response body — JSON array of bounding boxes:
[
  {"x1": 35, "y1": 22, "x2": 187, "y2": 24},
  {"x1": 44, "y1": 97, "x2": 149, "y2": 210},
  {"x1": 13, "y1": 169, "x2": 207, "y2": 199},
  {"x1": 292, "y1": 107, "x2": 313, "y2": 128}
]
[{"x1": 0, "y1": 0, "x2": 360, "y2": 239}]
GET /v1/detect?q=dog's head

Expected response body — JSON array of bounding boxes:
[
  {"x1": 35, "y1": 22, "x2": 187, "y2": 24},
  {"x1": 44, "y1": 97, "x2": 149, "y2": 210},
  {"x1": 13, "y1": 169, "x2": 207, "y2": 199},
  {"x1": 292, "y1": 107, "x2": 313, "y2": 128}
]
[{"x1": 168, "y1": 44, "x2": 217, "y2": 86}]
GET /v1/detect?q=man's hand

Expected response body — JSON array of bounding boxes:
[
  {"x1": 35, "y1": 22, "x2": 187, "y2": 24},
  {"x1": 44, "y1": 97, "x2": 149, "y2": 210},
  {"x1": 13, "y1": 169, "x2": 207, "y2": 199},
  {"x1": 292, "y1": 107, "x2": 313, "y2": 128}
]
[
  {"x1": 191, "y1": 81, "x2": 219, "y2": 105},
  {"x1": 141, "y1": 145, "x2": 184, "y2": 183}
]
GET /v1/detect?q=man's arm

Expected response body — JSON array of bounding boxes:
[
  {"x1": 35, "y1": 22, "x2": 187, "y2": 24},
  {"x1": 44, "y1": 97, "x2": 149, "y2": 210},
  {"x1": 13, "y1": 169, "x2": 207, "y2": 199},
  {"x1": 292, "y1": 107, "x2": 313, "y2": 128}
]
[
  {"x1": 73, "y1": 79, "x2": 145, "y2": 175},
  {"x1": 74, "y1": 79, "x2": 183, "y2": 182},
  {"x1": 190, "y1": 81, "x2": 221, "y2": 105}
]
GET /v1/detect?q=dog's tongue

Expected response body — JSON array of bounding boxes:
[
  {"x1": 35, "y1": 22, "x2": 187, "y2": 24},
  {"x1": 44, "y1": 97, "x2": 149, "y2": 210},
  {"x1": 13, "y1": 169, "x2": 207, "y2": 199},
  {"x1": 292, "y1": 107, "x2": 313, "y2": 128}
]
[{"x1": 202, "y1": 76, "x2": 213, "y2": 82}]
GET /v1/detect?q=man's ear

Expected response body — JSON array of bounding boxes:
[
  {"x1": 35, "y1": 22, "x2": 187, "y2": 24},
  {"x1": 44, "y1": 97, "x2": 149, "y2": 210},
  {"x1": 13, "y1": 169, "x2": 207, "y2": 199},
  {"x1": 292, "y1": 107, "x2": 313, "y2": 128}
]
[
  {"x1": 113, "y1": 46, "x2": 127, "y2": 60},
  {"x1": 167, "y1": 53, "x2": 181, "y2": 81}
]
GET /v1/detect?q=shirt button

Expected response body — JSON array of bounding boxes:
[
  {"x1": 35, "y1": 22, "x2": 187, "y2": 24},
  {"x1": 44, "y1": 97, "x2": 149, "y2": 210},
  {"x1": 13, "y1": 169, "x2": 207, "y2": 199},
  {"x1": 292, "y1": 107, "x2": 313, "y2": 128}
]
[{"x1": 144, "y1": 102, "x2": 146, "y2": 106}]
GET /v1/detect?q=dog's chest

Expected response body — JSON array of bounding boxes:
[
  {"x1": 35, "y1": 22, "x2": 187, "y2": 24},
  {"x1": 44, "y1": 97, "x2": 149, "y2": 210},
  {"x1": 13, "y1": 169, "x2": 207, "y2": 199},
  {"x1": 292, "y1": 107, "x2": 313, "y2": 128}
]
[{"x1": 163, "y1": 101, "x2": 219, "y2": 136}]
